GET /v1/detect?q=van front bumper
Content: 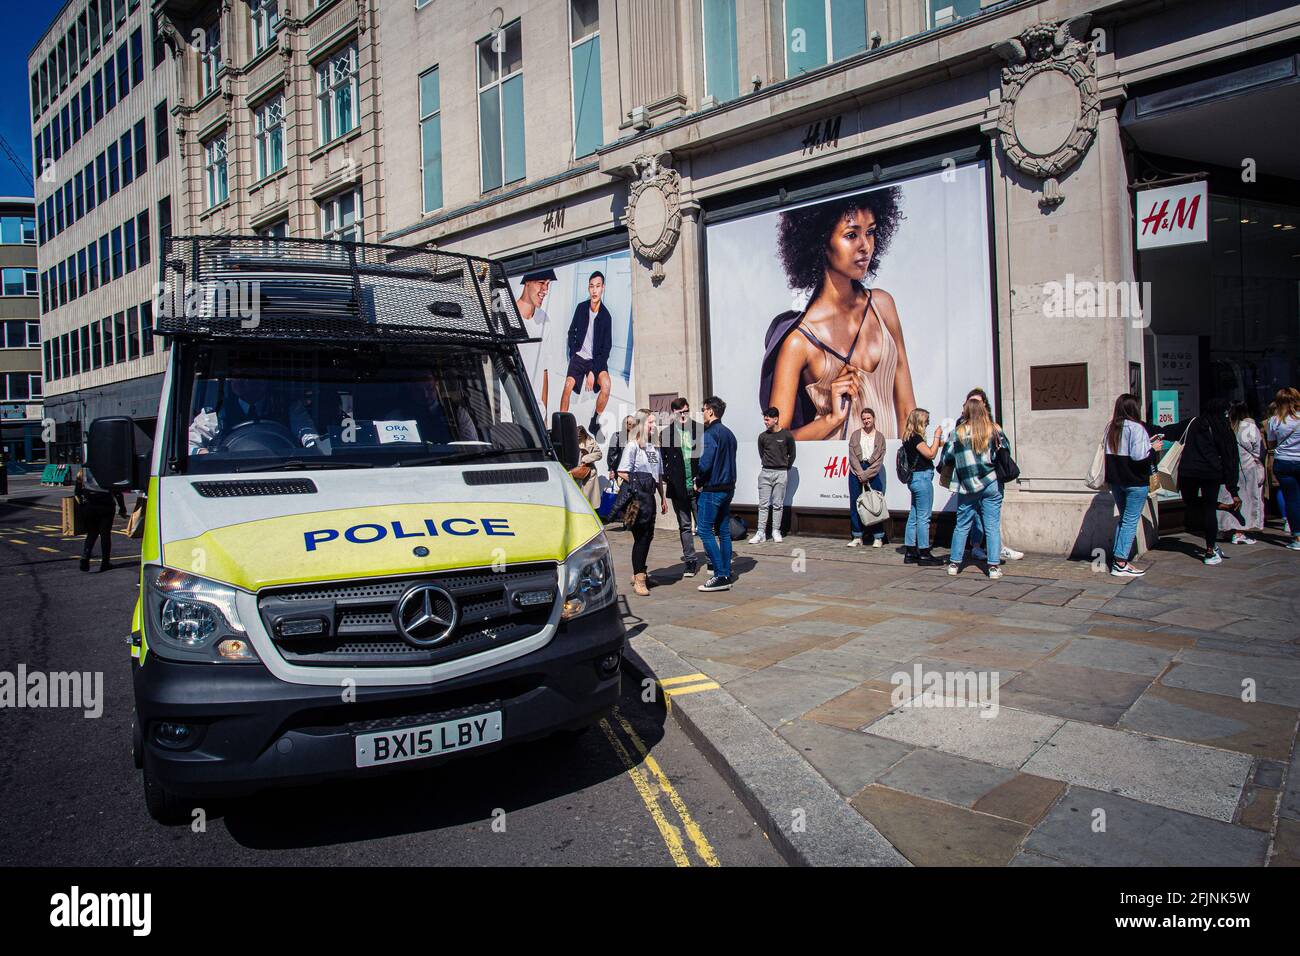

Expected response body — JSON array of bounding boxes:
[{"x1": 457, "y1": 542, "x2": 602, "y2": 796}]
[{"x1": 134, "y1": 603, "x2": 625, "y2": 798}]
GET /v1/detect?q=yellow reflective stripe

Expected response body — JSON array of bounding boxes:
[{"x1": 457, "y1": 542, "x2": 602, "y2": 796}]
[{"x1": 161, "y1": 502, "x2": 603, "y2": 592}]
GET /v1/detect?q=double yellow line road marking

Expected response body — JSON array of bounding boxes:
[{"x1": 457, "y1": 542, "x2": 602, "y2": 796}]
[{"x1": 599, "y1": 707, "x2": 720, "y2": 867}]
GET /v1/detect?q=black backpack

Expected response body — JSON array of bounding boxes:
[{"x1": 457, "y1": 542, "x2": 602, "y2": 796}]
[{"x1": 896, "y1": 441, "x2": 916, "y2": 484}]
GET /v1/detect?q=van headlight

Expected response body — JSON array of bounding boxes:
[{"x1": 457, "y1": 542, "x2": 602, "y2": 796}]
[
  {"x1": 143, "y1": 567, "x2": 258, "y2": 663},
  {"x1": 561, "y1": 535, "x2": 616, "y2": 620}
]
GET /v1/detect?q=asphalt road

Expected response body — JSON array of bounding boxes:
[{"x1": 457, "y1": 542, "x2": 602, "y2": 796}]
[{"x1": 0, "y1": 479, "x2": 781, "y2": 867}]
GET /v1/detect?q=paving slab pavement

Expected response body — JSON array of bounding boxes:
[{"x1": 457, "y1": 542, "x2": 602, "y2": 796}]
[{"x1": 612, "y1": 518, "x2": 1300, "y2": 865}]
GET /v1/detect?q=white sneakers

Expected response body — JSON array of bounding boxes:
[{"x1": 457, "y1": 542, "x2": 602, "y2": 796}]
[
  {"x1": 872, "y1": 538, "x2": 883, "y2": 548},
  {"x1": 772, "y1": 531, "x2": 783, "y2": 543},
  {"x1": 1230, "y1": 533, "x2": 1256, "y2": 545},
  {"x1": 1289, "y1": 538, "x2": 1300, "y2": 551},
  {"x1": 1204, "y1": 548, "x2": 1224, "y2": 566},
  {"x1": 947, "y1": 562, "x2": 960, "y2": 575},
  {"x1": 1001, "y1": 546, "x2": 1024, "y2": 560},
  {"x1": 749, "y1": 532, "x2": 766, "y2": 544},
  {"x1": 1110, "y1": 563, "x2": 1146, "y2": 577},
  {"x1": 847, "y1": 538, "x2": 863, "y2": 548},
  {"x1": 988, "y1": 565, "x2": 1003, "y2": 579}
]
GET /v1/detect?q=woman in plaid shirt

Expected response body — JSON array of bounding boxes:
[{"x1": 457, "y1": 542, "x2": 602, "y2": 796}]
[{"x1": 940, "y1": 397, "x2": 1008, "y2": 579}]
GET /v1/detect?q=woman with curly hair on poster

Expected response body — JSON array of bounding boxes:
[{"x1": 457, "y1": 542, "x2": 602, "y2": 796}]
[{"x1": 759, "y1": 186, "x2": 916, "y2": 440}]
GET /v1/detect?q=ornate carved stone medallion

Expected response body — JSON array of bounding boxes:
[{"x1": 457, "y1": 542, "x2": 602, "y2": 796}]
[
  {"x1": 992, "y1": 15, "x2": 1099, "y2": 208},
  {"x1": 626, "y1": 152, "x2": 682, "y2": 283}
]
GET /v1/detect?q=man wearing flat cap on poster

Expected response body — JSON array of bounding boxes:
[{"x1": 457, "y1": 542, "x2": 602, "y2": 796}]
[{"x1": 516, "y1": 268, "x2": 560, "y2": 412}]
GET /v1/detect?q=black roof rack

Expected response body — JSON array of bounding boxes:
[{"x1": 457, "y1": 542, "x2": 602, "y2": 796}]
[{"x1": 152, "y1": 235, "x2": 534, "y2": 345}]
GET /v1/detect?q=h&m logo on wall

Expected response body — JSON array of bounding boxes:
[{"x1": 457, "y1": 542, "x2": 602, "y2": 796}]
[{"x1": 1135, "y1": 181, "x2": 1208, "y2": 250}]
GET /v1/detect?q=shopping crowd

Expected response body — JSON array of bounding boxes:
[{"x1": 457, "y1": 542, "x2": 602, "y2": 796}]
[{"x1": 571, "y1": 383, "x2": 1300, "y2": 595}]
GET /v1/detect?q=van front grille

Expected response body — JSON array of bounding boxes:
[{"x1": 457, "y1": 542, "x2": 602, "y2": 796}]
[{"x1": 258, "y1": 563, "x2": 558, "y2": 667}]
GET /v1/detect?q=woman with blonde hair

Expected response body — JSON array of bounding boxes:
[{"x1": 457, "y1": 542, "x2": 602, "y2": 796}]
[
  {"x1": 939, "y1": 397, "x2": 1009, "y2": 578},
  {"x1": 1265, "y1": 386, "x2": 1300, "y2": 550},
  {"x1": 613, "y1": 408, "x2": 667, "y2": 594},
  {"x1": 900, "y1": 407, "x2": 944, "y2": 565}
]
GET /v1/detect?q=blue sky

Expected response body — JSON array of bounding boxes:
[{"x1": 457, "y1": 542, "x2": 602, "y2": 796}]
[{"x1": 0, "y1": 1, "x2": 72, "y2": 197}]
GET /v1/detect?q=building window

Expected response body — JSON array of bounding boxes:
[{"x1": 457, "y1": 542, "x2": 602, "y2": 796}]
[
  {"x1": 84, "y1": 160, "x2": 97, "y2": 213},
  {"x1": 201, "y1": 21, "x2": 223, "y2": 97},
  {"x1": 111, "y1": 227, "x2": 123, "y2": 279},
  {"x1": 120, "y1": 130, "x2": 134, "y2": 185},
  {"x1": 2, "y1": 270, "x2": 37, "y2": 297},
  {"x1": 316, "y1": 43, "x2": 358, "y2": 145},
  {"x1": 130, "y1": 27, "x2": 144, "y2": 86},
  {"x1": 137, "y1": 209, "x2": 150, "y2": 265},
  {"x1": 256, "y1": 218, "x2": 288, "y2": 239},
  {"x1": 134, "y1": 118, "x2": 147, "y2": 172},
  {"x1": 929, "y1": 0, "x2": 981, "y2": 28},
  {"x1": 251, "y1": 0, "x2": 280, "y2": 56},
  {"x1": 205, "y1": 134, "x2": 228, "y2": 208},
  {"x1": 91, "y1": 319, "x2": 102, "y2": 368},
  {"x1": 158, "y1": 195, "x2": 172, "y2": 247},
  {"x1": 255, "y1": 94, "x2": 285, "y2": 179},
  {"x1": 81, "y1": 80, "x2": 93, "y2": 134},
  {"x1": 0, "y1": 216, "x2": 37, "y2": 244},
  {"x1": 98, "y1": 233, "x2": 110, "y2": 286},
  {"x1": 128, "y1": 305, "x2": 140, "y2": 359},
  {"x1": 477, "y1": 20, "x2": 525, "y2": 192},
  {"x1": 418, "y1": 67, "x2": 442, "y2": 212},
  {"x1": 116, "y1": 42, "x2": 130, "y2": 99},
  {"x1": 141, "y1": 301, "x2": 154, "y2": 355},
  {"x1": 88, "y1": 239, "x2": 99, "y2": 290},
  {"x1": 125, "y1": 219, "x2": 137, "y2": 272},
  {"x1": 570, "y1": 1, "x2": 603, "y2": 159},
  {"x1": 319, "y1": 188, "x2": 362, "y2": 242},
  {"x1": 113, "y1": 313, "x2": 126, "y2": 365},
  {"x1": 108, "y1": 141, "x2": 120, "y2": 194},
  {"x1": 784, "y1": 0, "x2": 867, "y2": 75},
  {"x1": 93, "y1": 70, "x2": 104, "y2": 121},
  {"x1": 155, "y1": 99, "x2": 170, "y2": 162}
]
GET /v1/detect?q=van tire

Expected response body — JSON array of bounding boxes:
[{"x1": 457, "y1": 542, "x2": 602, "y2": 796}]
[
  {"x1": 142, "y1": 766, "x2": 189, "y2": 825},
  {"x1": 131, "y1": 716, "x2": 144, "y2": 769}
]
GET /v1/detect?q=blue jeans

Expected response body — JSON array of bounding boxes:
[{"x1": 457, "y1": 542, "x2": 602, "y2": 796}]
[
  {"x1": 696, "y1": 490, "x2": 734, "y2": 579},
  {"x1": 1110, "y1": 483, "x2": 1147, "y2": 563},
  {"x1": 1275, "y1": 458, "x2": 1300, "y2": 536},
  {"x1": 849, "y1": 468, "x2": 886, "y2": 541},
  {"x1": 950, "y1": 482, "x2": 1003, "y2": 566},
  {"x1": 905, "y1": 471, "x2": 935, "y2": 548}
]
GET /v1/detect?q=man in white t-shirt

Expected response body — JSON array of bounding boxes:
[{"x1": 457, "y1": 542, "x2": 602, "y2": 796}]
[
  {"x1": 515, "y1": 268, "x2": 558, "y2": 411},
  {"x1": 561, "y1": 271, "x2": 614, "y2": 439}
]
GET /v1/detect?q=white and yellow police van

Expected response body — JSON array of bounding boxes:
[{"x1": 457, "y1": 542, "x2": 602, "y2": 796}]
[{"x1": 86, "y1": 236, "x2": 624, "y2": 822}]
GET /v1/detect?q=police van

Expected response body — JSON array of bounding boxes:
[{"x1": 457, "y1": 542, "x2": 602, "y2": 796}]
[{"x1": 86, "y1": 235, "x2": 624, "y2": 822}]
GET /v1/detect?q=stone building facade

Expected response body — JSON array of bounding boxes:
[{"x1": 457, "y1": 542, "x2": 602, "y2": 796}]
[{"x1": 377, "y1": 0, "x2": 1300, "y2": 555}]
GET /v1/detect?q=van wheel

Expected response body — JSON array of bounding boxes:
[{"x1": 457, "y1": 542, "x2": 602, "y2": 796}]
[
  {"x1": 131, "y1": 716, "x2": 143, "y2": 769},
  {"x1": 142, "y1": 767, "x2": 188, "y2": 825}
]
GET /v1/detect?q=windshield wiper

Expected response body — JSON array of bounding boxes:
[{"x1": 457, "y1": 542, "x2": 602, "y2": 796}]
[
  {"x1": 235, "y1": 459, "x2": 376, "y2": 473},
  {"x1": 393, "y1": 447, "x2": 548, "y2": 468}
]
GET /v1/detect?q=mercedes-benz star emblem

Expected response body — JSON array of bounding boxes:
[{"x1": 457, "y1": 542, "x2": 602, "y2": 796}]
[{"x1": 394, "y1": 585, "x2": 458, "y2": 648}]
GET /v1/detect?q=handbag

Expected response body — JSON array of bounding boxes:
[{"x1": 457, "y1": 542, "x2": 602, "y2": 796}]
[
  {"x1": 1156, "y1": 417, "x2": 1194, "y2": 492},
  {"x1": 856, "y1": 486, "x2": 887, "y2": 526},
  {"x1": 938, "y1": 457, "x2": 954, "y2": 489},
  {"x1": 570, "y1": 464, "x2": 592, "y2": 483},
  {"x1": 993, "y1": 433, "x2": 1020, "y2": 483},
  {"x1": 1085, "y1": 441, "x2": 1107, "y2": 490}
]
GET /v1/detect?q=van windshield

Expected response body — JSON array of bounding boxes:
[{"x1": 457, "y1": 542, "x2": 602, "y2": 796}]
[{"x1": 177, "y1": 343, "x2": 548, "y2": 474}]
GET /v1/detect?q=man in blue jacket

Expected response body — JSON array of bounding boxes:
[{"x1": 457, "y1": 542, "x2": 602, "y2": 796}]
[{"x1": 694, "y1": 395, "x2": 738, "y2": 592}]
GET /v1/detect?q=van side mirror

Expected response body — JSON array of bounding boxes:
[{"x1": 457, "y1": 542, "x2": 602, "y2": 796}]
[
  {"x1": 551, "y1": 412, "x2": 580, "y2": 470},
  {"x1": 87, "y1": 417, "x2": 150, "y2": 491}
]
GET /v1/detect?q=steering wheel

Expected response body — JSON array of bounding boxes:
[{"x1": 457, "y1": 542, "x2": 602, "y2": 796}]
[{"x1": 214, "y1": 419, "x2": 302, "y2": 455}]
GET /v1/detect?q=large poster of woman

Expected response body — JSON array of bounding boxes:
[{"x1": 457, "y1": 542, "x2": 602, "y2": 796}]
[
  {"x1": 510, "y1": 250, "x2": 636, "y2": 476},
  {"x1": 706, "y1": 161, "x2": 996, "y2": 511}
]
